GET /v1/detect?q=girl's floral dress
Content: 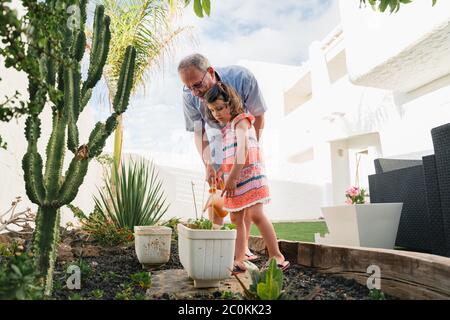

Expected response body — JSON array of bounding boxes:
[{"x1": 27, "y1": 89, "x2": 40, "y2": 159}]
[{"x1": 220, "y1": 113, "x2": 270, "y2": 212}]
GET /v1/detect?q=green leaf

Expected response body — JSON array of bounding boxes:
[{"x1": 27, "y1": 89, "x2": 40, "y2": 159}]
[
  {"x1": 257, "y1": 280, "x2": 280, "y2": 300},
  {"x1": 389, "y1": 0, "x2": 399, "y2": 13},
  {"x1": 379, "y1": 0, "x2": 390, "y2": 12},
  {"x1": 256, "y1": 258, "x2": 283, "y2": 300},
  {"x1": 67, "y1": 203, "x2": 88, "y2": 220},
  {"x1": 11, "y1": 264, "x2": 23, "y2": 277},
  {"x1": 202, "y1": 0, "x2": 211, "y2": 16},
  {"x1": 194, "y1": 0, "x2": 204, "y2": 17}
]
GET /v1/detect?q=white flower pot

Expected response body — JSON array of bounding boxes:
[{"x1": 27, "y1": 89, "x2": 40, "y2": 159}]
[
  {"x1": 177, "y1": 223, "x2": 236, "y2": 288},
  {"x1": 316, "y1": 203, "x2": 403, "y2": 249},
  {"x1": 134, "y1": 226, "x2": 172, "y2": 267}
]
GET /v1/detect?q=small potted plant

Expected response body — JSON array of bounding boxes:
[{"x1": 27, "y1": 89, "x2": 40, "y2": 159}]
[
  {"x1": 177, "y1": 181, "x2": 237, "y2": 288},
  {"x1": 345, "y1": 186, "x2": 366, "y2": 204},
  {"x1": 134, "y1": 225, "x2": 172, "y2": 268},
  {"x1": 95, "y1": 158, "x2": 172, "y2": 268},
  {"x1": 317, "y1": 186, "x2": 403, "y2": 249}
]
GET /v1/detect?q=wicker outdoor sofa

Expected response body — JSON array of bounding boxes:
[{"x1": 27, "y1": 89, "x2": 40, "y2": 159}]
[{"x1": 368, "y1": 123, "x2": 450, "y2": 257}]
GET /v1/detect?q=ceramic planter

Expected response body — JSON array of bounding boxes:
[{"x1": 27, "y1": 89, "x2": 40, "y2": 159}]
[
  {"x1": 177, "y1": 223, "x2": 236, "y2": 288},
  {"x1": 316, "y1": 203, "x2": 403, "y2": 249},
  {"x1": 134, "y1": 226, "x2": 172, "y2": 267}
]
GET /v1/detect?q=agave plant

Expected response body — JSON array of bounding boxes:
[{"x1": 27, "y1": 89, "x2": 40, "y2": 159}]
[{"x1": 94, "y1": 158, "x2": 169, "y2": 230}]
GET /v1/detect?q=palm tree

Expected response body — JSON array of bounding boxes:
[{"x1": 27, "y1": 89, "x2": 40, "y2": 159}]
[{"x1": 93, "y1": 0, "x2": 192, "y2": 177}]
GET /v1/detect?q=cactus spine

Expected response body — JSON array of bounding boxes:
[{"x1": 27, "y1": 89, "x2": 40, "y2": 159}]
[{"x1": 22, "y1": 1, "x2": 136, "y2": 295}]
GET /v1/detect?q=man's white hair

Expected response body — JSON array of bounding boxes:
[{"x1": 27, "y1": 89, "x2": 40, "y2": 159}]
[{"x1": 178, "y1": 53, "x2": 210, "y2": 72}]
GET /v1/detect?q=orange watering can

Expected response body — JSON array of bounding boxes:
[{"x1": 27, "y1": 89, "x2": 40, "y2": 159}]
[{"x1": 203, "y1": 180, "x2": 228, "y2": 218}]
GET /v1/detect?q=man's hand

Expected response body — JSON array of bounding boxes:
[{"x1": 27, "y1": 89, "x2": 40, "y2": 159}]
[
  {"x1": 221, "y1": 175, "x2": 237, "y2": 197},
  {"x1": 205, "y1": 164, "x2": 216, "y2": 187}
]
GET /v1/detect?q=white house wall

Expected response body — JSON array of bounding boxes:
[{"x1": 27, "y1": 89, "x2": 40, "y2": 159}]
[
  {"x1": 340, "y1": 0, "x2": 450, "y2": 91},
  {"x1": 280, "y1": 1, "x2": 450, "y2": 207}
]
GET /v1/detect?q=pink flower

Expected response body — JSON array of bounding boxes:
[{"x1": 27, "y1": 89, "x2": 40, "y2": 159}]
[
  {"x1": 345, "y1": 186, "x2": 360, "y2": 197},
  {"x1": 345, "y1": 198, "x2": 353, "y2": 205}
]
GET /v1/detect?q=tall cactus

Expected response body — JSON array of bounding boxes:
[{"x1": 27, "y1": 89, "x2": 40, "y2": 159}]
[{"x1": 21, "y1": 1, "x2": 136, "y2": 295}]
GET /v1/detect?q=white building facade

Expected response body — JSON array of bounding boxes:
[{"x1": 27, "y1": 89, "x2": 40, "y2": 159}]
[{"x1": 272, "y1": 0, "x2": 450, "y2": 208}]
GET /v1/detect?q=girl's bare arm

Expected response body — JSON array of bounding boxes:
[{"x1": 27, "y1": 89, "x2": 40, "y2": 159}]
[
  {"x1": 221, "y1": 119, "x2": 249, "y2": 196},
  {"x1": 229, "y1": 120, "x2": 249, "y2": 180}
]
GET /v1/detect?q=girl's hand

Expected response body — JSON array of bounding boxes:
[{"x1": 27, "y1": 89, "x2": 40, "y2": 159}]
[
  {"x1": 215, "y1": 167, "x2": 224, "y2": 188},
  {"x1": 221, "y1": 176, "x2": 237, "y2": 197}
]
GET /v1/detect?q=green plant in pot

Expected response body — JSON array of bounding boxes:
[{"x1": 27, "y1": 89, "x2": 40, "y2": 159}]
[
  {"x1": 176, "y1": 181, "x2": 238, "y2": 288},
  {"x1": 94, "y1": 158, "x2": 171, "y2": 267},
  {"x1": 184, "y1": 181, "x2": 236, "y2": 230}
]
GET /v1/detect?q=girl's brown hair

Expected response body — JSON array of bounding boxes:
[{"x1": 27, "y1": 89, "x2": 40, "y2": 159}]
[{"x1": 204, "y1": 82, "x2": 244, "y2": 124}]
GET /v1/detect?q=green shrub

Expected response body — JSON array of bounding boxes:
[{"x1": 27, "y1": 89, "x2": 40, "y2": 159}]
[
  {"x1": 233, "y1": 258, "x2": 285, "y2": 300},
  {"x1": 369, "y1": 288, "x2": 386, "y2": 300},
  {"x1": 68, "y1": 293, "x2": 84, "y2": 300},
  {"x1": 0, "y1": 240, "x2": 21, "y2": 257},
  {"x1": 187, "y1": 217, "x2": 213, "y2": 230},
  {"x1": 131, "y1": 271, "x2": 151, "y2": 290},
  {"x1": 162, "y1": 217, "x2": 181, "y2": 239},
  {"x1": 220, "y1": 223, "x2": 236, "y2": 230},
  {"x1": 69, "y1": 258, "x2": 92, "y2": 278},
  {"x1": 186, "y1": 218, "x2": 236, "y2": 231},
  {"x1": 221, "y1": 290, "x2": 240, "y2": 300},
  {"x1": 115, "y1": 284, "x2": 134, "y2": 300},
  {"x1": 133, "y1": 292, "x2": 146, "y2": 300},
  {"x1": 0, "y1": 244, "x2": 44, "y2": 300},
  {"x1": 67, "y1": 204, "x2": 133, "y2": 246},
  {"x1": 100, "y1": 270, "x2": 120, "y2": 282},
  {"x1": 90, "y1": 289, "x2": 104, "y2": 299},
  {"x1": 94, "y1": 159, "x2": 169, "y2": 231}
]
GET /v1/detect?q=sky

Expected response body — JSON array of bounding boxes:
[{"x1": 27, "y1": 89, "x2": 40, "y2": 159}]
[{"x1": 92, "y1": 0, "x2": 341, "y2": 168}]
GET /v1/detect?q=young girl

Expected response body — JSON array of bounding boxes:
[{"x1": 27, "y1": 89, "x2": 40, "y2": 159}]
[{"x1": 204, "y1": 82, "x2": 290, "y2": 273}]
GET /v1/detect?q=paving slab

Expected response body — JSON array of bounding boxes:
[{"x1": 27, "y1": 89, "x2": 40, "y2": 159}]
[{"x1": 146, "y1": 269, "x2": 252, "y2": 299}]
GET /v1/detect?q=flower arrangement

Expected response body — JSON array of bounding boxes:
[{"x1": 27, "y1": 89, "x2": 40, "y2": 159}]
[{"x1": 345, "y1": 186, "x2": 367, "y2": 204}]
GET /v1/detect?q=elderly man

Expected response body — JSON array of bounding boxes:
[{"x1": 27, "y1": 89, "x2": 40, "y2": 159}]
[{"x1": 178, "y1": 53, "x2": 267, "y2": 261}]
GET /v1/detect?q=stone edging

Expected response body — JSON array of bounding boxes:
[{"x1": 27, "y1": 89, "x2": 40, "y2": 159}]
[{"x1": 248, "y1": 236, "x2": 450, "y2": 300}]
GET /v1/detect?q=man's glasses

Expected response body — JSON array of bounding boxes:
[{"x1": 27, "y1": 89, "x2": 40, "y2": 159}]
[{"x1": 183, "y1": 71, "x2": 208, "y2": 92}]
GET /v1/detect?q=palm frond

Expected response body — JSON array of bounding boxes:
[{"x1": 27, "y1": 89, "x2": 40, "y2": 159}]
[{"x1": 91, "y1": 0, "x2": 189, "y2": 96}]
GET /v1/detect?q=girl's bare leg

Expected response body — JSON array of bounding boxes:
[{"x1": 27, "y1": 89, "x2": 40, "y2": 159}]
[
  {"x1": 247, "y1": 203, "x2": 284, "y2": 264},
  {"x1": 244, "y1": 212, "x2": 253, "y2": 256},
  {"x1": 230, "y1": 210, "x2": 247, "y2": 269}
]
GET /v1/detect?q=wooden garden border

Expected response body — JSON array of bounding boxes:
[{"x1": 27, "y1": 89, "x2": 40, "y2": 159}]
[{"x1": 249, "y1": 236, "x2": 450, "y2": 300}]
